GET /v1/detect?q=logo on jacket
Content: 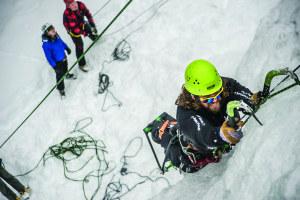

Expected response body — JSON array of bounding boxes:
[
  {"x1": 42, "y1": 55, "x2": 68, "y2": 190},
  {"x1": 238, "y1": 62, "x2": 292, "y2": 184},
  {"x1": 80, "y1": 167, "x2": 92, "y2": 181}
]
[{"x1": 191, "y1": 115, "x2": 205, "y2": 131}]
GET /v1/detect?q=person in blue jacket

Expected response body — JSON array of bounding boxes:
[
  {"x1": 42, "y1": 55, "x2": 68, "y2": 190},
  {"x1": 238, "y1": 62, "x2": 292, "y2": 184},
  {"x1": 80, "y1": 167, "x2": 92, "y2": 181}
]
[{"x1": 42, "y1": 23, "x2": 75, "y2": 97}]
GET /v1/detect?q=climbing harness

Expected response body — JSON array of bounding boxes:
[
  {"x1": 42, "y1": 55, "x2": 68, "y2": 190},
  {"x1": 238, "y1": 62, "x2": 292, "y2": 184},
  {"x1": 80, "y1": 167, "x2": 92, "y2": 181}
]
[
  {"x1": 177, "y1": 132, "x2": 221, "y2": 168},
  {"x1": 144, "y1": 112, "x2": 216, "y2": 174}
]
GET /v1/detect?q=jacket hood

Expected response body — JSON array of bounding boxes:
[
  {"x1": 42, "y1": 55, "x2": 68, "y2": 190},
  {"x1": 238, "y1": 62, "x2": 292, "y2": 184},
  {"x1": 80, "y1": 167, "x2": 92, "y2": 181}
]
[
  {"x1": 42, "y1": 33, "x2": 59, "y2": 42},
  {"x1": 42, "y1": 34, "x2": 49, "y2": 42}
]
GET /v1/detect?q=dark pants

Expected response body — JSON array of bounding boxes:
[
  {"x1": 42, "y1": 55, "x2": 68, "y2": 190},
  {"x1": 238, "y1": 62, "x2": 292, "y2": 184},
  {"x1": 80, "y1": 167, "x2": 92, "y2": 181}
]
[
  {"x1": 70, "y1": 22, "x2": 97, "y2": 67},
  {"x1": 0, "y1": 165, "x2": 25, "y2": 200},
  {"x1": 71, "y1": 36, "x2": 86, "y2": 67},
  {"x1": 53, "y1": 59, "x2": 68, "y2": 91}
]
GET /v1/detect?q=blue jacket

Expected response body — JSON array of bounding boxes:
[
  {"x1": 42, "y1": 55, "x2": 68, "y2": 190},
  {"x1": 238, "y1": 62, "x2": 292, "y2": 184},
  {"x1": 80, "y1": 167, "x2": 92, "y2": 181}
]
[{"x1": 42, "y1": 34, "x2": 69, "y2": 67}]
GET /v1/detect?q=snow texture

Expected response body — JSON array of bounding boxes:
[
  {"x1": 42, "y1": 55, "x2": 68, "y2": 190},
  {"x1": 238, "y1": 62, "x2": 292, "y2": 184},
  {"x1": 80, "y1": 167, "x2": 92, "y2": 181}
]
[{"x1": 0, "y1": 0, "x2": 300, "y2": 199}]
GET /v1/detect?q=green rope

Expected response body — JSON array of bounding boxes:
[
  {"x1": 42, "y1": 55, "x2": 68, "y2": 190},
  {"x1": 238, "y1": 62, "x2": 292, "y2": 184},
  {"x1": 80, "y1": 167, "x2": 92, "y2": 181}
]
[
  {"x1": 0, "y1": 0, "x2": 133, "y2": 149},
  {"x1": 15, "y1": 117, "x2": 116, "y2": 200},
  {"x1": 244, "y1": 81, "x2": 300, "y2": 124}
]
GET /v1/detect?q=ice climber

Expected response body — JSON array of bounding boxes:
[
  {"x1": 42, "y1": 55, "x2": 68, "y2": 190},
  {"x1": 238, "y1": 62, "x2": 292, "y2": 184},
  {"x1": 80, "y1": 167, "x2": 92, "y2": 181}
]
[{"x1": 152, "y1": 59, "x2": 260, "y2": 173}]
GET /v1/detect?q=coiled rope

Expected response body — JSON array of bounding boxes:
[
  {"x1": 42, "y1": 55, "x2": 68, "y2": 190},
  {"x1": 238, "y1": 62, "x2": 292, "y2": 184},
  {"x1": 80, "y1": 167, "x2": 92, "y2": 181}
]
[
  {"x1": 15, "y1": 117, "x2": 116, "y2": 200},
  {"x1": 97, "y1": 40, "x2": 132, "y2": 111}
]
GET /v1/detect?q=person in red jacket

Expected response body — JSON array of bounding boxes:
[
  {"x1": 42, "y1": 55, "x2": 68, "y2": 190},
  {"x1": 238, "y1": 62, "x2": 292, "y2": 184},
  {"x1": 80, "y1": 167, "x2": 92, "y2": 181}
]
[{"x1": 63, "y1": 0, "x2": 98, "y2": 72}]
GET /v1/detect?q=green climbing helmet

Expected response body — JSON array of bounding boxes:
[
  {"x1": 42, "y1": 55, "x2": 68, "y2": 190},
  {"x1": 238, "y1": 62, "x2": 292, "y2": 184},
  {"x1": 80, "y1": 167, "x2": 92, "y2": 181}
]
[{"x1": 184, "y1": 59, "x2": 222, "y2": 96}]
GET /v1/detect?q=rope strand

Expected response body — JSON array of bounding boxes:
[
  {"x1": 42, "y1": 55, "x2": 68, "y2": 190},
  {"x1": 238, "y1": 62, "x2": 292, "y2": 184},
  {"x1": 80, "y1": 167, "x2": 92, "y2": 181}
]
[{"x1": 15, "y1": 117, "x2": 116, "y2": 200}]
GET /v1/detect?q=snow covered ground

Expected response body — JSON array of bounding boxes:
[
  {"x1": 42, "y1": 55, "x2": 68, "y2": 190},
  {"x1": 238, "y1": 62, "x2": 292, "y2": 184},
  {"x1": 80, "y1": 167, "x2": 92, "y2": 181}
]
[{"x1": 0, "y1": 0, "x2": 300, "y2": 199}]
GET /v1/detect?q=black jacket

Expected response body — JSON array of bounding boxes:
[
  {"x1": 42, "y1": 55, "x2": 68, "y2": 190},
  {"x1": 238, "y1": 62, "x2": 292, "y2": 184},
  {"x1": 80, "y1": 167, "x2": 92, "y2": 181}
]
[{"x1": 176, "y1": 77, "x2": 253, "y2": 155}]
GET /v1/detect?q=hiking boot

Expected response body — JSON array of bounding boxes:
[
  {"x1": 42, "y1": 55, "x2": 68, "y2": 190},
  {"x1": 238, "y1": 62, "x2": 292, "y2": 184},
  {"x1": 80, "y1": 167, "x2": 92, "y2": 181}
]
[
  {"x1": 66, "y1": 73, "x2": 76, "y2": 79},
  {"x1": 59, "y1": 89, "x2": 65, "y2": 96},
  {"x1": 20, "y1": 188, "x2": 30, "y2": 199},
  {"x1": 79, "y1": 65, "x2": 89, "y2": 72}
]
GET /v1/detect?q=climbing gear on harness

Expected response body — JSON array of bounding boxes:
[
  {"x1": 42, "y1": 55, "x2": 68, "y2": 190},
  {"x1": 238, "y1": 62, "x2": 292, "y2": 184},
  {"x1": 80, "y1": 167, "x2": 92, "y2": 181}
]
[
  {"x1": 177, "y1": 131, "x2": 222, "y2": 168},
  {"x1": 184, "y1": 59, "x2": 222, "y2": 96},
  {"x1": 213, "y1": 144, "x2": 231, "y2": 159}
]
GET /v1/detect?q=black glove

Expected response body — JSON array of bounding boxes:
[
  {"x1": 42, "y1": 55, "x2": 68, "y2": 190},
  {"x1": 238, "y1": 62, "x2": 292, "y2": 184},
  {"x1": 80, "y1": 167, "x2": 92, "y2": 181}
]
[
  {"x1": 65, "y1": 48, "x2": 71, "y2": 55},
  {"x1": 91, "y1": 27, "x2": 98, "y2": 35},
  {"x1": 90, "y1": 22, "x2": 96, "y2": 28},
  {"x1": 83, "y1": 23, "x2": 92, "y2": 37},
  {"x1": 88, "y1": 22, "x2": 97, "y2": 35}
]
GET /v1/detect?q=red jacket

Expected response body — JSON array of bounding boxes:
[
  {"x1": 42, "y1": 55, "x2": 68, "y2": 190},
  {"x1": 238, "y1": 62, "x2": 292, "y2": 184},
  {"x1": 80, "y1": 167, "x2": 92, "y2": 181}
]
[{"x1": 63, "y1": 1, "x2": 94, "y2": 36}]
